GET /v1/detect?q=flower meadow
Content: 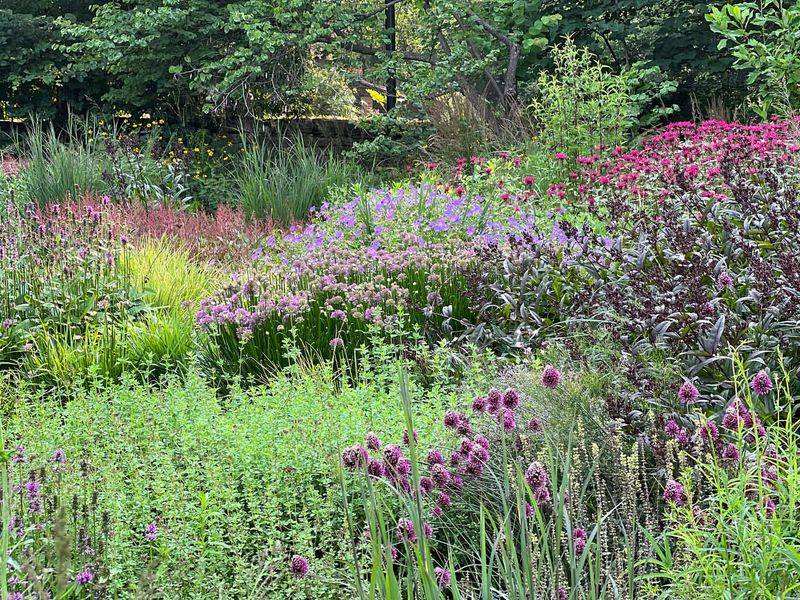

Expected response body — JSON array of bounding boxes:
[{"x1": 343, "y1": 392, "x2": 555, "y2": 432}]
[{"x1": 1, "y1": 117, "x2": 799, "y2": 599}]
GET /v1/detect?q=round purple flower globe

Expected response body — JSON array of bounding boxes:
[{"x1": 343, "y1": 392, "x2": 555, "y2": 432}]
[
  {"x1": 677, "y1": 381, "x2": 699, "y2": 405},
  {"x1": 434, "y1": 566, "x2": 451, "y2": 588},
  {"x1": 663, "y1": 479, "x2": 687, "y2": 507},
  {"x1": 750, "y1": 370, "x2": 773, "y2": 396},
  {"x1": 290, "y1": 555, "x2": 310, "y2": 578},
  {"x1": 541, "y1": 365, "x2": 562, "y2": 389},
  {"x1": 573, "y1": 527, "x2": 587, "y2": 554}
]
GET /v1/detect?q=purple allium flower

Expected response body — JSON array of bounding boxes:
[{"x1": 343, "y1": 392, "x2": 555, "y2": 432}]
[
  {"x1": 455, "y1": 417, "x2": 473, "y2": 436},
  {"x1": 420, "y1": 477, "x2": 434, "y2": 495},
  {"x1": 541, "y1": 365, "x2": 562, "y2": 389},
  {"x1": 8, "y1": 592, "x2": 23, "y2": 600},
  {"x1": 573, "y1": 527, "x2": 587, "y2": 555},
  {"x1": 366, "y1": 432, "x2": 382, "y2": 451},
  {"x1": 524, "y1": 461, "x2": 549, "y2": 489},
  {"x1": 395, "y1": 458, "x2": 412, "y2": 476},
  {"x1": 502, "y1": 388, "x2": 520, "y2": 410},
  {"x1": 342, "y1": 445, "x2": 369, "y2": 470},
  {"x1": 475, "y1": 435, "x2": 490, "y2": 450},
  {"x1": 750, "y1": 370, "x2": 773, "y2": 396},
  {"x1": 290, "y1": 555, "x2": 310, "y2": 578},
  {"x1": 699, "y1": 421, "x2": 719, "y2": 446},
  {"x1": 678, "y1": 381, "x2": 699, "y2": 405},
  {"x1": 717, "y1": 271, "x2": 733, "y2": 289},
  {"x1": 556, "y1": 586, "x2": 568, "y2": 600},
  {"x1": 396, "y1": 518, "x2": 417, "y2": 543},
  {"x1": 75, "y1": 566, "x2": 94, "y2": 585},
  {"x1": 427, "y1": 449, "x2": 444, "y2": 465},
  {"x1": 499, "y1": 408, "x2": 516, "y2": 432},
  {"x1": 527, "y1": 417, "x2": 543, "y2": 433},
  {"x1": 434, "y1": 566, "x2": 451, "y2": 588},
  {"x1": 525, "y1": 502, "x2": 534, "y2": 519},
  {"x1": 486, "y1": 389, "x2": 503, "y2": 414},
  {"x1": 664, "y1": 419, "x2": 681, "y2": 437},
  {"x1": 431, "y1": 505, "x2": 443, "y2": 519},
  {"x1": 663, "y1": 479, "x2": 687, "y2": 506},
  {"x1": 422, "y1": 521, "x2": 433, "y2": 538},
  {"x1": 329, "y1": 337, "x2": 344, "y2": 348},
  {"x1": 367, "y1": 458, "x2": 385, "y2": 477},
  {"x1": 472, "y1": 395, "x2": 487, "y2": 412},
  {"x1": 144, "y1": 522, "x2": 158, "y2": 541},
  {"x1": 443, "y1": 411, "x2": 461, "y2": 430},
  {"x1": 384, "y1": 444, "x2": 403, "y2": 466},
  {"x1": 402, "y1": 429, "x2": 418, "y2": 446},
  {"x1": 721, "y1": 405, "x2": 740, "y2": 430},
  {"x1": 437, "y1": 491, "x2": 451, "y2": 508},
  {"x1": 431, "y1": 463, "x2": 451, "y2": 487}
]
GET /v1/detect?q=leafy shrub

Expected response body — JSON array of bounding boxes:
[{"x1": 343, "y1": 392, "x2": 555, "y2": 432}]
[
  {"x1": 708, "y1": 0, "x2": 800, "y2": 117},
  {"x1": 527, "y1": 38, "x2": 640, "y2": 158}
]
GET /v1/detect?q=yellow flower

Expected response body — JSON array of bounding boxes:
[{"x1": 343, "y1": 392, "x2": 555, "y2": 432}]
[{"x1": 206, "y1": 149, "x2": 214, "y2": 157}]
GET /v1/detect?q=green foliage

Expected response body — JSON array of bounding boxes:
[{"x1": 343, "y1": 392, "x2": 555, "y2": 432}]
[
  {"x1": 540, "y1": 0, "x2": 742, "y2": 113},
  {"x1": 234, "y1": 132, "x2": 361, "y2": 225},
  {"x1": 123, "y1": 239, "x2": 217, "y2": 314},
  {"x1": 4, "y1": 352, "x2": 478, "y2": 597},
  {"x1": 527, "y1": 38, "x2": 674, "y2": 157},
  {"x1": 643, "y1": 363, "x2": 800, "y2": 598},
  {"x1": 707, "y1": 0, "x2": 800, "y2": 117},
  {"x1": 19, "y1": 119, "x2": 107, "y2": 206}
]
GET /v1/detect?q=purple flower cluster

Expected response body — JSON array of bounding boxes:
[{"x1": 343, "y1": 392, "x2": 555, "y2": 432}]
[
  {"x1": 573, "y1": 527, "x2": 587, "y2": 555},
  {"x1": 290, "y1": 554, "x2": 309, "y2": 578},
  {"x1": 524, "y1": 461, "x2": 552, "y2": 506},
  {"x1": 663, "y1": 479, "x2": 687, "y2": 506},
  {"x1": 750, "y1": 370, "x2": 773, "y2": 396}
]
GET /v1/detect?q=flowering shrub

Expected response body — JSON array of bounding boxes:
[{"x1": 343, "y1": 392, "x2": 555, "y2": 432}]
[{"x1": 468, "y1": 119, "x2": 800, "y2": 409}]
